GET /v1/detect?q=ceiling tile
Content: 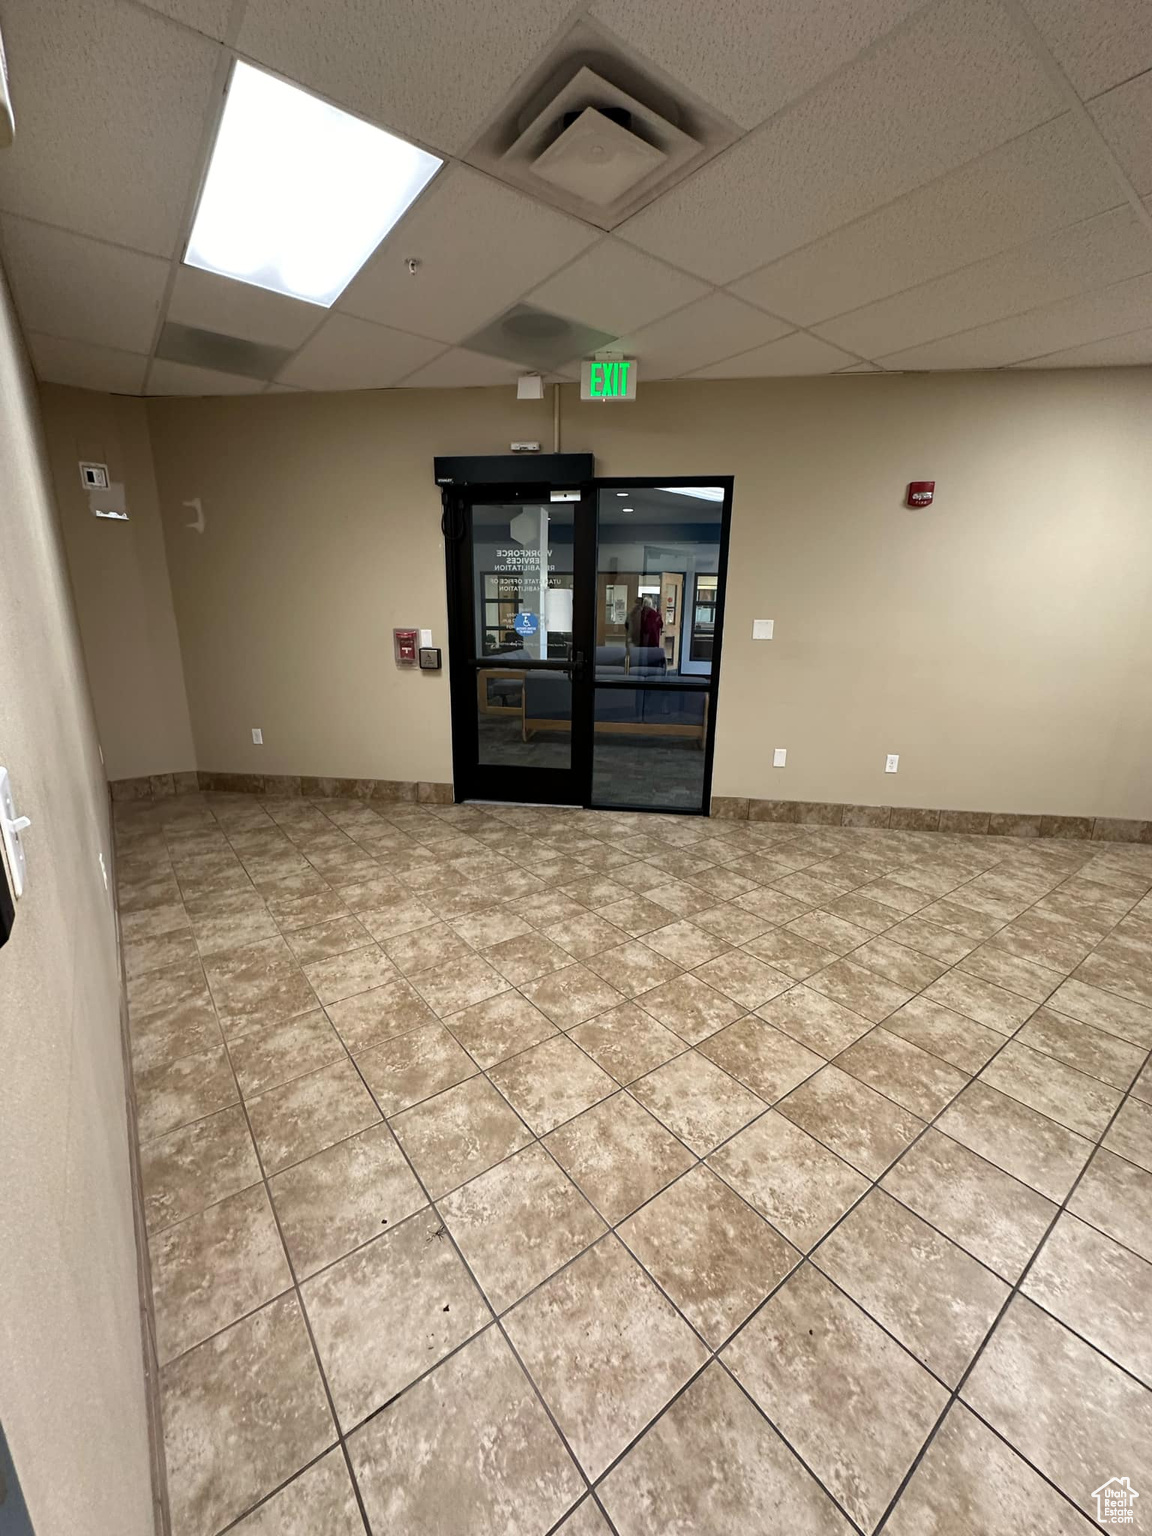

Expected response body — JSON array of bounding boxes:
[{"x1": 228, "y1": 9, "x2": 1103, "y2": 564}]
[
  {"x1": 167, "y1": 265, "x2": 325, "y2": 350},
  {"x1": 146, "y1": 360, "x2": 266, "y2": 395},
  {"x1": 877, "y1": 269, "x2": 1152, "y2": 368},
  {"x1": 399, "y1": 349, "x2": 527, "y2": 388},
  {"x1": 686, "y1": 330, "x2": 859, "y2": 377},
  {"x1": 236, "y1": 0, "x2": 575, "y2": 156},
  {"x1": 727, "y1": 115, "x2": 1122, "y2": 324},
  {"x1": 590, "y1": 0, "x2": 927, "y2": 130},
  {"x1": 526, "y1": 239, "x2": 709, "y2": 334},
  {"x1": 815, "y1": 206, "x2": 1152, "y2": 358},
  {"x1": 615, "y1": 292, "x2": 791, "y2": 377},
  {"x1": 28, "y1": 333, "x2": 147, "y2": 394},
  {"x1": 1019, "y1": 0, "x2": 1152, "y2": 99},
  {"x1": 135, "y1": 0, "x2": 234, "y2": 40},
  {"x1": 0, "y1": 215, "x2": 169, "y2": 352},
  {"x1": 1090, "y1": 73, "x2": 1152, "y2": 195},
  {"x1": 277, "y1": 313, "x2": 443, "y2": 391},
  {"x1": 0, "y1": 0, "x2": 221, "y2": 255},
  {"x1": 617, "y1": 0, "x2": 1064, "y2": 284},
  {"x1": 1013, "y1": 323, "x2": 1152, "y2": 367},
  {"x1": 337, "y1": 166, "x2": 598, "y2": 343}
]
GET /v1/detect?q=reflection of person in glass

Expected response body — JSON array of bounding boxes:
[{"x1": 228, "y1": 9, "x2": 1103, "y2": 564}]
[{"x1": 629, "y1": 594, "x2": 664, "y2": 650}]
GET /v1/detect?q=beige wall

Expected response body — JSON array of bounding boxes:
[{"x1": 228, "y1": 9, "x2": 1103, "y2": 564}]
[
  {"x1": 0, "y1": 278, "x2": 156, "y2": 1530},
  {"x1": 39, "y1": 384, "x2": 196, "y2": 783},
  {"x1": 141, "y1": 369, "x2": 1152, "y2": 818}
]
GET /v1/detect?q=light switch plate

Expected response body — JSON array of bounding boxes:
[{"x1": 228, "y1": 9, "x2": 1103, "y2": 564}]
[
  {"x1": 752, "y1": 619, "x2": 774, "y2": 640},
  {"x1": 419, "y1": 628, "x2": 433, "y2": 648},
  {"x1": 251, "y1": 728, "x2": 263, "y2": 745},
  {"x1": 773, "y1": 748, "x2": 787, "y2": 767},
  {"x1": 886, "y1": 754, "x2": 899, "y2": 773}
]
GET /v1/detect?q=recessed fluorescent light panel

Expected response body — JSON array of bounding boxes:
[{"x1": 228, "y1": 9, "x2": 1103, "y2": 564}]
[
  {"x1": 185, "y1": 62, "x2": 442, "y2": 307},
  {"x1": 656, "y1": 485, "x2": 725, "y2": 502}
]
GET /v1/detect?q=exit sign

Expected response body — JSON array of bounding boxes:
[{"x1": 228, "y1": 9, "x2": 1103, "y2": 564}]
[{"x1": 581, "y1": 358, "x2": 638, "y2": 401}]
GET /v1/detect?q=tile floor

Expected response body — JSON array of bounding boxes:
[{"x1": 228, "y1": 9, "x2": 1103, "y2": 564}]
[{"x1": 115, "y1": 791, "x2": 1152, "y2": 1536}]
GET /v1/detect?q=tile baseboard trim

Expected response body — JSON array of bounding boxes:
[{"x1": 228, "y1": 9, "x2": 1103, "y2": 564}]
[
  {"x1": 109, "y1": 772, "x2": 455, "y2": 805},
  {"x1": 709, "y1": 796, "x2": 1152, "y2": 844}
]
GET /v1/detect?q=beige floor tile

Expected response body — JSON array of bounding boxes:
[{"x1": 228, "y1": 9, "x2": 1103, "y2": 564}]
[
  {"x1": 885, "y1": 1403, "x2": 1095, "y2": 1536},
  {"x1": 1018, "y1": 1006, "x2": 1146, "y2": 1090},
  {"x1": 443, "y1": 989, "x2": 557, "y2": 1068},
  {"x1": 620, "y1": 1165, "x2": 799, "y2": 1347},
  {"x1": 883, "y1": 995, "x2": 1006, "y2": 1073},
  {"x1": 1046, "y1": 976, "x2": 1152, "y2": 1048},
  {"x1": 302, "y1": 944, "x2": 396, "y2": 1005},
  {"x1": 151, "y1": 1184, "x2": 292, "y2": 1364},
  {"x1": 141, "y1": 1104, "x2": 262, "y2": 1234},
  {"x1": 724, "y1": 1264, "x2": 948, "y2": 1533},
  {"x1": 962, "y1": 1296, "x2": 1152, "y2": 1523},
  {"x1": 881, "y1": 1127, "x2": 1056, "y2": 1281},
  {"x1": 564, "y1": 873, "x2": 633, "y2": 908},
  {"x1": 408, "y1": 952, "x2": 509, "y2": 1017},
  {"x1": 519, "y1": 963, "x2": 625, "y2": 1029},
  {"x1": 630, "y1": 1050, "x2": 766, "y2": 1155},
  {"x1": 1023, "y1": 1212, "x2": 1152, "y2": 1384},
  {"x1": 884, "y1": 914, "x2": 976, "y2": 964},
  {"x1": 785, "y1": 909, "x2": 874, "y2": 957},
  {"x1": 837, "y1": 1026, "x2": 970, "y2": 1119},
  {"x1": 923, "y1": 969, "x2": 1037, "y2": 1032},
  {"x1": 708, "y1": 1111, "x2": 868, "y2": 1251},
  {"x1": 698, "y1": 1016, "x2": 824, "y2": 1103},
  {"x1": 569, "y1": 1000, "x2": 685, "y2": 1084},
  {"x1": 489, "y1": 1034, "x2": 616, "y2": 1135},
  {"x1": 778, "y1": 1064, "x2": 925, "y2": 1177},
  {"x1": 391, "y1": 1076, "x2": 531, "y2": 1198},
  {"x1": 1102, "y1": 1096, "x2": 1152, "y2": 1172},
  {"x1": 124, "y1": 929, "x2": 200, "y2": 979},
  {"x1": 484, "y1": 930, "x2": 573, "y2": 985},
  {"x1": 860, "y1": 877, "x2": 935, "y2": 915},
  {"x1": 824, "y1": 892, "x2": 901, "y2": 934},
  {"x1": 805, "y1": 957, "x2": 913, "y2": 1024},
  {"x1": 348, "y1": 1326, "x2": 583, "y2": 1536},
  {"x1": 957, "y1": 941, "x2": 1064, "y2": 1003},
  {"x1": 358, "y1": 894, "x2": 441, "y2": 942},
  {"x1": 264, "y1": 887, "x2": 352, "y2": 930},
  {"x1": 1073, "y1": 934, "x2": 1152, "y2": 1008},
  {"x1": 134, "y1": 1044, "x2": 238, "y2": 1143},
  {"x1": 691, "y1": 950, "x2": 793, "y2": 1010},
  {"x1": 600, "y1": 1361, "x2": 852, "y2": 1535},
  {"x1": 229, "y1": 1449, "x2": 363, "y2": 1535},
  {"x1": 504, "y1": 1235, "x2": 708, "y2": 1479},
  {"x1": 850, "y1": 936, "x2": 951, "y2": 992},
  {"x1": 598, "y1": 895, "x2": 681, "y2": 938},
  {"x1": 554, "y1": 1499, "x2": 613, "y2": 1534},
  {"x1": 302, "y1": 1207, "x2": 488, "y2": 1429},
  {"x1": 1068, "y1": 1147, "x2": 1152, "y2": 1261},
  {"x1": 645, "y1": 877, "x2": 718, "y2": 918},
  {"x1": 641, "y1": 919, "x2": 730, "y2": 969},
  {"x1": 692, "y1": 902, "x2": 776, "y2": 944},
  {"x1": 581, "y1": 939, "x2": 680, "y2": 998},
  {"x1": 734, "y1": 885, "x2": 812, "y2": 925},
  {"x1": 448, "y1": 906, "x2": 534, "y2": 949},
  {"x1": 228, "y1": 1009, "x2": 347, "y2": 1099},
  {"x1": 635, "y1": 971, "x2": 744, "y2": 1044},
  {"x1": 742, "y1": 928, "x2": 837, "y2": 980},
  {"x1": 355, "y1": 1021, "x2": 477, "y2": 1114},
  {"x1": 247, "y1": 1059, "x2": 381, "y2": 1175},
  {"x1": 129, "y1": 956, "x2": 211, "y2": 1021},
  {"x1": 281, "y1": 914, "x2": 373, "y2": 965},
  {"x1": 381, "y1": 919, "x2": 475, "y2": 977},
  {"x1": 814, "y1": 1189, "x2": 1009, "y2": 1385},
  {"x1": 545, "y1": 1092, "x2": 694, "y2": 1224},
  {"x1": 440, "y1": 1143, "x2": 606, "y2": 1312},
  {"x1": 323, "y1": 974, "x2": 440, "y2": 1053},
  {"x1": 161, "y1": 1294, "x2": 335, "y2": 1536},
  {"x1": 205, "y1": 937, "x2": 319, "y2": 1039},
  {"x1": 980, "y1": 1040, "x2": 1121, "y2": 1139},
  {"x1": 755, "y1": 983, "x2": 871, "y2": 1056},
  {"x1": 269, "y1": 1120, "x2": 426, "y2": 1277},
  {"x1": 937, "y1": 1081, "x2": 1093, "y2": 1201},
  {"x1": 544, "y1": 909, "x2": 629, "y2": 959}
]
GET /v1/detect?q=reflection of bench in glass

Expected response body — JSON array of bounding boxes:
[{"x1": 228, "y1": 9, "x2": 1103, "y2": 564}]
[{"x1": 523, "y1": 672, "x2": 708, "y2": 747}]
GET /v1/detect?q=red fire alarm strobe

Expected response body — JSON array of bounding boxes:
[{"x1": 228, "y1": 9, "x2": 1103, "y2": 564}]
[{"x1": 907, "y1": 481, "x2": 935, "y2": 508}]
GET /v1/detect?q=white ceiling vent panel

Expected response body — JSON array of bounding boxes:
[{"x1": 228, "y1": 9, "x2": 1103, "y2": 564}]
[{"x1": 468, "y1": 24, "x2": 737, "y2": 229}]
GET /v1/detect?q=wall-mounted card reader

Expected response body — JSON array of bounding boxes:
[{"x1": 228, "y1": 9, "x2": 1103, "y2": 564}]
[{"x1": 418, "y1": 647, "x2": 441, "y2": 670}]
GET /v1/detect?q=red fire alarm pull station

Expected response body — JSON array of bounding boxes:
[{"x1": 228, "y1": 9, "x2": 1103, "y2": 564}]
[
  {"x1": 393, "y1": 628, "x2": 418, "y2": 667},
  {"x1": 906, "y1": 481, "x2": 935, "y2": 508}
]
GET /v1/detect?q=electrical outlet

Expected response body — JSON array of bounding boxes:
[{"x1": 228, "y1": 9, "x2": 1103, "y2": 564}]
[
  {"x1": 773, "y1": 748, "x2": 787, "y2": 767},
  {"x1": 251, "y1": 728, "x2": 263, "y2": 745},
  {"x1": 885, "y1": 754, "x2": 899, "y2": 773}
]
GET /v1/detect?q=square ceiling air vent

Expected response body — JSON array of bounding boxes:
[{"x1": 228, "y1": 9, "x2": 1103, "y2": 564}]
[
  {"x1": 461, "y1": 304, "x2": 617, "y2": 371},
  {"x1": 466, "y1": 23, "x2": 738, "y2": 229}
]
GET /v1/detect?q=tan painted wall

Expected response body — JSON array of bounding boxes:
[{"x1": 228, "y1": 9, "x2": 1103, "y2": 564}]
[
  {"x1": 39, "y1": 384, "x2": 196, "y2": 783},
  {"x1": 0, "y1": 277, "x2": 155, "y2": 1531},
  {"x1": 143, "y1": 369, "x2": 1152, "y2": 818}
]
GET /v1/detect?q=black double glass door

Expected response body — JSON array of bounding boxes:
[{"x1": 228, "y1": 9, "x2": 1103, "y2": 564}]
[{"x1": 444, "y1": 479, "x2": 732, "y2": 813}]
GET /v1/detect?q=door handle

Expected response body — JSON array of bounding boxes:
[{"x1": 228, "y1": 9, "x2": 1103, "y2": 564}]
[{"x1": 566, "y1": 649, "x2": 587, "y2": 682}]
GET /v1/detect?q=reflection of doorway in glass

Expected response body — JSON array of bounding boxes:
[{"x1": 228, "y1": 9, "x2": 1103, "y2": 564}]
[{"x1": 681, "y1": 572, "x2": 719, "y2": 674}]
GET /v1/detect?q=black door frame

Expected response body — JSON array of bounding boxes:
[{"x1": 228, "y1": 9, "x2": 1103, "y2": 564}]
[{"x1": 443, "y1": 474, "x2": 734, "y2": 814}]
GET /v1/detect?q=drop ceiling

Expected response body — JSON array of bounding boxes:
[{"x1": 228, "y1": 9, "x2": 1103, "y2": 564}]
[{"x1": 0, "y1": 0, "x2": 1150, "y2": 396}]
